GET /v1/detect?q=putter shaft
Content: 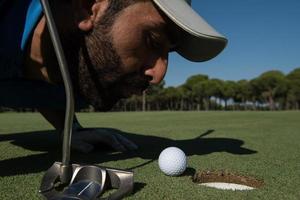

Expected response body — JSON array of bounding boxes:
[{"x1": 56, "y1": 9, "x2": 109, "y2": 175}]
[{"x1": 40, "y1": 0, "x2": 74, "y2": 183}]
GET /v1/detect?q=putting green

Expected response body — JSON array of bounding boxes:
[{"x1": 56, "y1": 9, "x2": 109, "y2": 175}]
[{"x1": 0, "y1": 111, "x2": 300, "y2": 199}]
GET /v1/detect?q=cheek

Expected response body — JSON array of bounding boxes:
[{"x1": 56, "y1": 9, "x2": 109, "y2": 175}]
[
  {"x1": 112, "y1": 27, "x2": 148, "y2": 73},
  {"x1": 111, "y1": 25, "x2": 165, "y2": 78}
]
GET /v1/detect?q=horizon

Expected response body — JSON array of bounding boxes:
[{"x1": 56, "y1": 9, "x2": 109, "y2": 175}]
[{"x1": 164, "y1": 0, "x2": 300, "y2": 87}]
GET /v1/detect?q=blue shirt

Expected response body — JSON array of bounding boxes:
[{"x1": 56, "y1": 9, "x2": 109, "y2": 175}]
[
  {"x1": 0, "y1": 1, "x2": 88, "y2": 109},
  {"x1": 0, "y1": 0, "x2": 42, "y2": 80}
]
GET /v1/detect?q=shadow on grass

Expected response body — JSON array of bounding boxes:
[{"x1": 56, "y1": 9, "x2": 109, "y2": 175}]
[
  {"x1": 0, "y1": 128, "x2": 257, "y2": 178},
  {"x1": 0, "y1": 129, "x2": 257, "y2": 196},
  {"x1": 182, "y1": 167, "x2": 196, "y2": 177}
]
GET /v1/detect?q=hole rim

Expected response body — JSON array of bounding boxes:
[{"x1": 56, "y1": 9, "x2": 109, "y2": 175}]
[{"x1": 193, "y1": 169, "x2": 264, "y2": 190}]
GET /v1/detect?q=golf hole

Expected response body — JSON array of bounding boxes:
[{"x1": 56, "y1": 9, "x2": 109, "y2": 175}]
[{"x1": 193, "y1": 170, "x2": 264, "y2": 191}]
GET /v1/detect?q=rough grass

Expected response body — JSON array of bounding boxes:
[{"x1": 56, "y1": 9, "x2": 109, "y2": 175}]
[{"x1": 0, "y1": 111, "x2": 300, "y2": 200}]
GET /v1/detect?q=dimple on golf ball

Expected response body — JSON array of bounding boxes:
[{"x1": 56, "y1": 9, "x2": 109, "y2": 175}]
[{"x1": 158, "y1": 147, "x2": 187, "y2": 176}]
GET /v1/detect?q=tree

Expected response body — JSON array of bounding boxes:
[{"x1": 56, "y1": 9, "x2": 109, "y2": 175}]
[
  {"x1": 254, "y1": 70, "x2": 287, "y2": 110},
  {"x1": 208, "y1": 79, "x2": 223, "y2": 109},
  {"x1": 234, "y1": 80, "x2": 252, "y2": 110},
  {"x1": 195, "y1": 79, "x2": 222, "y2": 110},
  {"x1": 184, "y1": 74, "x2": 209, "y2": 90},
  {"x1": 161, "y1": 87, "x2": 179, "y2": 110},
  {"x1": 184, "y1": 74, "x2": 209, "y2": 110},
  {"x1": 286, "y1": 68, "x2": 300, "y2": 109},
  {"x1": 220, "y1": 81, "x2": 236, "y2": 110},
  {"x1": 249, "y1": 78, "x2": 263, "y2": 110},
  {"x1": 177, "y1": 85, "x2": 189, "y2": 110},
  {"x1": 146, "y1": 81, "x2": 165, "y2": 110}
]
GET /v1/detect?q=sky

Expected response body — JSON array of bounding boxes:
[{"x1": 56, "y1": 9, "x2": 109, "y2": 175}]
[{"x1": 164, "y1": 0, "x2": 300, "y2": 86}]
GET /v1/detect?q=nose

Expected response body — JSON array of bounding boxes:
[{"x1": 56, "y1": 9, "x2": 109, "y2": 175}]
[{"x1": 144, "y1": 55, "x2": 168, "y2": 84}]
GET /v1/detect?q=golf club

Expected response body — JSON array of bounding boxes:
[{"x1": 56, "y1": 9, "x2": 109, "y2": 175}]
[{"x1": 38, "y1": 0, "x2": 134, "y2": 199}]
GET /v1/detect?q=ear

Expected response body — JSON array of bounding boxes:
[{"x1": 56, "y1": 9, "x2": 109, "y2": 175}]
[{"x1": 74, "y1": 0, "x2": 109, "y2": 32}]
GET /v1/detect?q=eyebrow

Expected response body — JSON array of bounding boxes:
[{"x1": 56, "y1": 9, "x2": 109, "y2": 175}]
[
  {"x1": 142, "y1": 22, "x2": 180, "y2": 51},
  {"x1": 143, "y1": 22, "x2": 167, "y2": 34}
]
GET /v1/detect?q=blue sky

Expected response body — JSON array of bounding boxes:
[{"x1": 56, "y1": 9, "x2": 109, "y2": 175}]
[{"x1": 164, "y1": 0, "x2": 300, "y2": 86}]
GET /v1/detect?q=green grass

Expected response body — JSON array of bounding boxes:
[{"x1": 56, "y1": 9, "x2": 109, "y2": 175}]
[{"x1": 0, "y1": 111, "x2": 300, "y2": 200}]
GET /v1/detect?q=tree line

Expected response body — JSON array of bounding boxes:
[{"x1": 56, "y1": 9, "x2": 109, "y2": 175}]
[
  {"x1": 1, "y1": 68, "x2": 299, "y2": 112},
  {"x1": 111, "y1": 68, "x2": 300, "y2": 111}
]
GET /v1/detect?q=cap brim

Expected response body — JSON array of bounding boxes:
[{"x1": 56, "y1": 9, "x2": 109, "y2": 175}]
[{"x1": 152, "y1": 0, "x2": 227, "y2": 62}]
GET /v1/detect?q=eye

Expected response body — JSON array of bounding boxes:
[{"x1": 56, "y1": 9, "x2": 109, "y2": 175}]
[
  {"x1": 168, "y1": 30, "x2": 180, "y2": 51},
  {"x1": 166, "y1": 21, "x2": 182, "y2": 51},
  {"x1": 145, "y1": 31, "x2": 164, "y2": 52}
]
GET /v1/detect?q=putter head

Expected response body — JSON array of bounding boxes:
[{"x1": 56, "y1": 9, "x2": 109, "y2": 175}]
[{"x1": 40, "y1": 162, "x2": 134, "y2": 200}]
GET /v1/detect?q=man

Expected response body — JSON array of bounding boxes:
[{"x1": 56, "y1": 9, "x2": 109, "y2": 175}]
[{"x1": 0, "y1": 0, "x2": 227, "y2": 153}]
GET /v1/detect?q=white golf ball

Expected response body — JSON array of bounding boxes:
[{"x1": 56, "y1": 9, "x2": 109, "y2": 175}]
[{"x1": 158, "y1": 147, "x2": 187, "y2": 176}]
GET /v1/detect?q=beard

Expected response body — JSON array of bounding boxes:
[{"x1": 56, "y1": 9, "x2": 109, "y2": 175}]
[
  {"x1": 44, "y1": 0, "x2": 150, "y2": 111},
  {"x1": 63, "y1": 22, "x2": 150, "y2": 111},
  {"x1": 56, "y1": 0, "x2": 152, "y2": 111}
]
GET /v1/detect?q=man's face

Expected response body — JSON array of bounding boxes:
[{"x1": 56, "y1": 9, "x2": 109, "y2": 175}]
[
  {"x1": 111, "y1": 1, "x2": 170, "y2": 90},
  {"x1": 77, "y1": 0, "x2": 171, "y2": 110}
]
